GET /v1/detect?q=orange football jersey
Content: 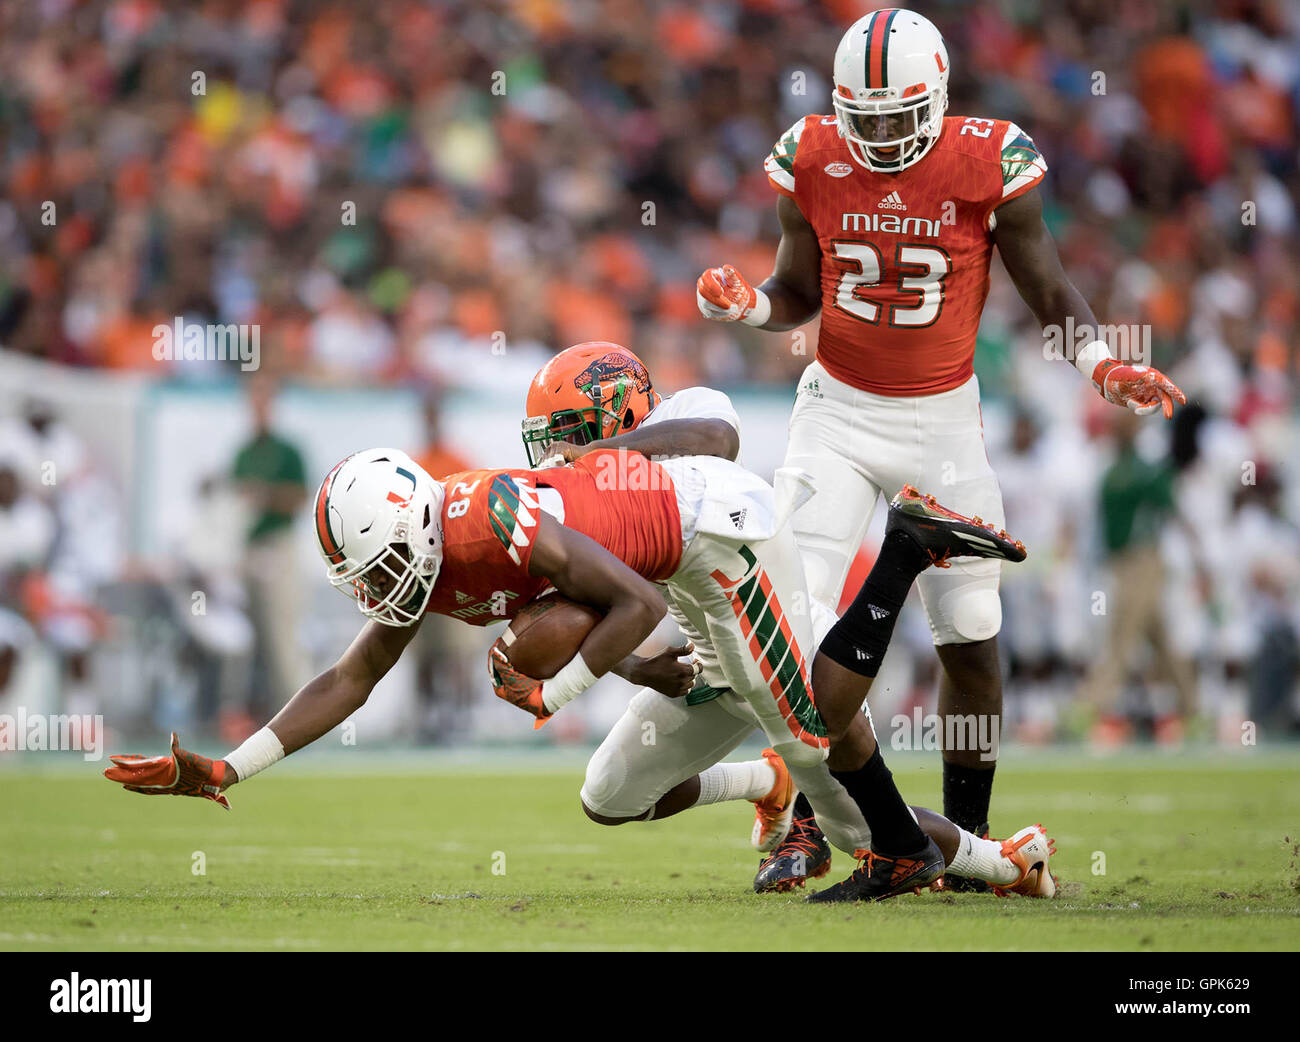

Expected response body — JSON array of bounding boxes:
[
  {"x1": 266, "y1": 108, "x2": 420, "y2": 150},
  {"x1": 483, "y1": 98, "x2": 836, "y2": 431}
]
[
  {"x1": 765, "y1": 114, "x2": 1047, "y2": 396},
  {"x1": 425, "y1": 450, "x2": 683, "y2": 625}
]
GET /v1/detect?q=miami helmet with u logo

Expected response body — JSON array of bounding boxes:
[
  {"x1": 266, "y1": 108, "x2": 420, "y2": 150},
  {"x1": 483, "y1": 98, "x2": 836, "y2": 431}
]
[{"x1": 313, "y1": 448, "x2": 445, "y2": 626}]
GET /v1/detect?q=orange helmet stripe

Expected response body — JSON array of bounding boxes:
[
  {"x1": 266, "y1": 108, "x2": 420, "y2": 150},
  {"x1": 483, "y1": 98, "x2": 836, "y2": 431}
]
[
  {"x1": 314, "y1": 457, "x2": 350, "y2": 564},
  {"x1": 865, "y1": 8, "x2": 899, "y2": 89}
]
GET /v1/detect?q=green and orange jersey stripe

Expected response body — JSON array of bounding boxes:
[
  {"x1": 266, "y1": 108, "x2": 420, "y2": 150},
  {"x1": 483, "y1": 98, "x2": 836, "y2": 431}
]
[
  {"x1": 862, "y1": 8, "x2": 899, "y2": 89},
  {"x1": 314, "y1": 456, "x2": 351, "y2": 565},
  {"x1": 711, "y1": 547, "x2": 828, "y2": 751}
]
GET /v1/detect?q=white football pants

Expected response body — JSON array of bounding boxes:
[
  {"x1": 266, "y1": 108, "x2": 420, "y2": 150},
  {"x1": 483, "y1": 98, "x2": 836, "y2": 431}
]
[{"x1": 785, "y1": 361, "x2": 1006, "y2": 646}]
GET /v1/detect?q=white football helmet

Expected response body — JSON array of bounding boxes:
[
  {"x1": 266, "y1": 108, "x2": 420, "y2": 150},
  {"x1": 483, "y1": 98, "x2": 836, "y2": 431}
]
[
  {"x1": 832, "y1": 8, "x2": 950, "y2": 173},
  {"x1": 313, "y1": 447, "x2": 445, "y2": 627}
]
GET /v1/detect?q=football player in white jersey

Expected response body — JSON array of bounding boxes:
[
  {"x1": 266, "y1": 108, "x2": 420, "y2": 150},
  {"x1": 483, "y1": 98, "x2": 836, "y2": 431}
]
[
  {"x1": 513, "y1": 341, "x2": 1055, "y2": 897},
  {"x1": 697, "y1": 9, "x2": 1185, "y2": 879}
]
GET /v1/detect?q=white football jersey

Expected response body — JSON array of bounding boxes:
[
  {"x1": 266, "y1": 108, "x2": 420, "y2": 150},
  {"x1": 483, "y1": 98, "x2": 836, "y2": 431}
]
[{"x1": 640, "y1": 386, "x2": 741, "y2": 437}]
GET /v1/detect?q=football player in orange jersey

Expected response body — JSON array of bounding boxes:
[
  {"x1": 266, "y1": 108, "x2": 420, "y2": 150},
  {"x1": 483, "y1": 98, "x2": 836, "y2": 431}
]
[
  {"x1": 697, "y1": 8, "x2": 1185, "y2": 883},
  {"x1": 105, "y1": 440, "x2": 1056, "y2": 901}
]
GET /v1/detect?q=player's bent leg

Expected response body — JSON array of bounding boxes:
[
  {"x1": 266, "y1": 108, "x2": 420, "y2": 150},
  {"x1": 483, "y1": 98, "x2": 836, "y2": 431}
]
[
  {"x1": 804, "y1": 489, "x2": 1027, "y2": 901},
  {"x1": 578, "y1": 686, "x2": 752, "y2": 824},
  {"x1": 677, "y1": 527, "x2": 831, "y2": 771}
]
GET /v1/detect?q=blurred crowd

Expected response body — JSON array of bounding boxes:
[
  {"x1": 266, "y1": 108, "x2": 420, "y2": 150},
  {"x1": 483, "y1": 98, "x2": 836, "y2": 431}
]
[{"x1": 1, "y1": 0, "x2": 1297, "y2": 743}]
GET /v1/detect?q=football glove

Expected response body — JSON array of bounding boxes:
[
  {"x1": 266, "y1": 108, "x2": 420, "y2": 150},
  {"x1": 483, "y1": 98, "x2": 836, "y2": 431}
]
[
  {"x1": 488, "y1": 645, "x2": 552, "y2": 729},
  {"x1": 697, "y1": 264, "x2": 759, "y2": 322},
  {"x1": 1091, "y1": 359, "x2": 1186, "y2": 418},
  {"x1": 103, "y1": 731, "x2": 232, "y2": 809}
]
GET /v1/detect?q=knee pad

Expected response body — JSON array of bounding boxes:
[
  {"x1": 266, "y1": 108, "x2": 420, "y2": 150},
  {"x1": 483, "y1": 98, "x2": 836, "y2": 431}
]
[
  {"x1": 579, "y1": 747, "x2": 641, "y2": 821},
  {"x1": 935, "y1": 585, "x2": 1003, "y2": 645}
]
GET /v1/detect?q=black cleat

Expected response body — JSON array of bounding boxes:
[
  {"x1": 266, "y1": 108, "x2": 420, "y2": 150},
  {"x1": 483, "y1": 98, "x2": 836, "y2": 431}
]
[
  {"x1": 806, "y1": 837, "x2": 946, "y2": 903},
  {"x1": 939, "y1": 822, "x2": 993, "y2": 893},
  {"x1": 886, "y1": 485, "x2": 1026, "y2": 567},
  {"x1": 753, "y1": 811, "x2": 832, "y2": 893}
]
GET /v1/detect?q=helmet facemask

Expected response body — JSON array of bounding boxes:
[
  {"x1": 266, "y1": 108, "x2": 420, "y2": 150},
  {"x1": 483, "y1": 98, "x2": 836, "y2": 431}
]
[
  {"x1": 347, "y1": 542, "x2": 436, "y2": 626},
  {"x1": 833, "y1": 85, "x2": 945, "y2": 173},
  {"x1": 521, "y1": 377, "x2": 636, "y2": 467}
]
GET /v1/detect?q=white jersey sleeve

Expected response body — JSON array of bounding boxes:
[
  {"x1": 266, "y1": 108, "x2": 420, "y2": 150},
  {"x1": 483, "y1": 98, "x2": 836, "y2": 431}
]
[{"x1": 641, "y1": 386, "x2": 741, "y2": 438}]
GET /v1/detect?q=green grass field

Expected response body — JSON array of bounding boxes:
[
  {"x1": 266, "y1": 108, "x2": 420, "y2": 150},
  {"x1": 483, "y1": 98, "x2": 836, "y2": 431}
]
[{"x1": 3, "y1": 748, "x2": 1298, "y2": 951}]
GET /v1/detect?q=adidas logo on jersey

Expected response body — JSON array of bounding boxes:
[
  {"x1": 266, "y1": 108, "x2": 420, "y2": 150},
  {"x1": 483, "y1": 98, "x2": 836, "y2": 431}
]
[
  {"x1": 877, "y1": 191, "x2": 907, "y2": 211},
  {"x1": 729, "y1": 509, "x2": 748, "y2": 530}
]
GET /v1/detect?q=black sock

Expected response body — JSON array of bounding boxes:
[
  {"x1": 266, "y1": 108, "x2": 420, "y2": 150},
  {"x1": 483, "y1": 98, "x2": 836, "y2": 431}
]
[
  {"x1": 831, "y1": 747, "x2": 927, "y2": 855},
  {"x1": 819, "y1": 528, "x2": 930, "y2": 677},
  {"x1": 943, "y1": 761, "x2": 995, "y2": 833},
  {"x1": 792, "y1": 791, "x2": 815, "y2": 821}
]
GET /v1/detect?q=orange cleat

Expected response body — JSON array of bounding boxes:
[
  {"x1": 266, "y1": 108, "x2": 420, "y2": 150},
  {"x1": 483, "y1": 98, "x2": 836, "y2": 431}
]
[{"x1": 750, "y1": 748, "x2": 796, "y2": 852}]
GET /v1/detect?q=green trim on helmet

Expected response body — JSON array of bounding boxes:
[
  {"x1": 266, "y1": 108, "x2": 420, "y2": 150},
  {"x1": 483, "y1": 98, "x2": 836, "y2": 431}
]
[
  {"x1": 521, "y1": 405, "x2": 614, "y2": 466},
  {"x1": 520, "y1": 375, "x2": 640, "y2": 467}
]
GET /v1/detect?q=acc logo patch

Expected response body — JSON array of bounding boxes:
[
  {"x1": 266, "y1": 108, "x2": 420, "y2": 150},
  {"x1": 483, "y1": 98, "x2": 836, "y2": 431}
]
[{"x1": 824, "y1": 162, "x2": 854, "y2": 177}]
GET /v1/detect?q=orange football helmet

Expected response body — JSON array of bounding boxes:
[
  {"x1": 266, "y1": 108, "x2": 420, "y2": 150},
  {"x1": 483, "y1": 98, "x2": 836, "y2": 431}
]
[{"x1": 522, "y1": 342, "x2": 661, "y2": 466}]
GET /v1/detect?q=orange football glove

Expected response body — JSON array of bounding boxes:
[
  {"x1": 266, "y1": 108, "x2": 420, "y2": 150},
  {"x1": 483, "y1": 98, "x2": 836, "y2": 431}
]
[
  {"x1": 103, "y1": 731, "x2": 232, "y2": 809},
  {"x1": 696, "y1": 264, "x2": 758, "y2": 322},
  {"x1": 488, "y1": 645, "x2": 552, "y2": 729},
  {"x1": 1091, "y1": 359, "x2": 1186, "y2": 419}
]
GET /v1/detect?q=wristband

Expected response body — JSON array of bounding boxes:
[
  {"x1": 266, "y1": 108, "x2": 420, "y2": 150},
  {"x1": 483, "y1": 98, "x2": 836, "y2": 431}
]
[
  {"x1": 741, "y1": 288, "x2": 772, "y2": 327},
  {"x1": 1074, "y1": 338, "x2": 1115, "y2": 385},
  {"x1": 541, "y1": 653, "x2": 599, "y2": 714},
  {"x1": 224, "y1": 726, "x2": 285, "y2": 783}
]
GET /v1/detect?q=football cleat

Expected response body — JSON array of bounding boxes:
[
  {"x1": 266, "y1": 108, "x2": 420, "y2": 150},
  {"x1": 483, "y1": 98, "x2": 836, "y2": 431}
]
[
  {"x1": 939, "y1": 821, "x2": 992, "y2": 893},
  {"x1": 806, "y1": 837, "x2": 946, "y2": 903},
  {"x1": 993, "y1": 823, "x2": 1057, "y2": 898},
  {"x1": 750, "y1": 748, "x2": 796, "y2": 851},
  {"x1": 753, "y1": 810, "x2": 832, "y2": 893},
  {"x1": 886, "y1": 485, "x2": 1027, "y2": 568}
]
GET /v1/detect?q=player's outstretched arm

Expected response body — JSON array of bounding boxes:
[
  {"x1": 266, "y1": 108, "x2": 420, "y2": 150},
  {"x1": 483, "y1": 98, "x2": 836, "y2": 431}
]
[
  {"x1": 697, "y1": 196, "x2": 821, "y2": 331},
  {"x1": 558, "y1": 418, "x2": 739, "y2": 464},
  {"x1": 265, "y1": 618, "x2": 421, "y2": 755},
  {"x1": 526, "y1": 513, "x2": 668, "y2": 714},
  {"x1": 103, "y1": 619, "x2": 421, "y2": 805},
  {"x1": 993, "y1": 187, "x2": 1185, "y2": 418}
]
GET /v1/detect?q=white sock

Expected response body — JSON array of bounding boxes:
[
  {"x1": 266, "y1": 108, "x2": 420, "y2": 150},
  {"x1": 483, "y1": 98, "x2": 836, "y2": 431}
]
[
  {"x1": 947, "y1": 828, "x2": 1019, "y2": 884},
  {"x1": 694, "y1": 760, "x2": 776, "y2": 806}
]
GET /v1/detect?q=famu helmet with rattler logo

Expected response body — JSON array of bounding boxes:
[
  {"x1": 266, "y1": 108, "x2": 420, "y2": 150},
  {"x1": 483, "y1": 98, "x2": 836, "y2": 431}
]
[{"x1": 522, "y1": 342, "x2": 661, "y2": 466}]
